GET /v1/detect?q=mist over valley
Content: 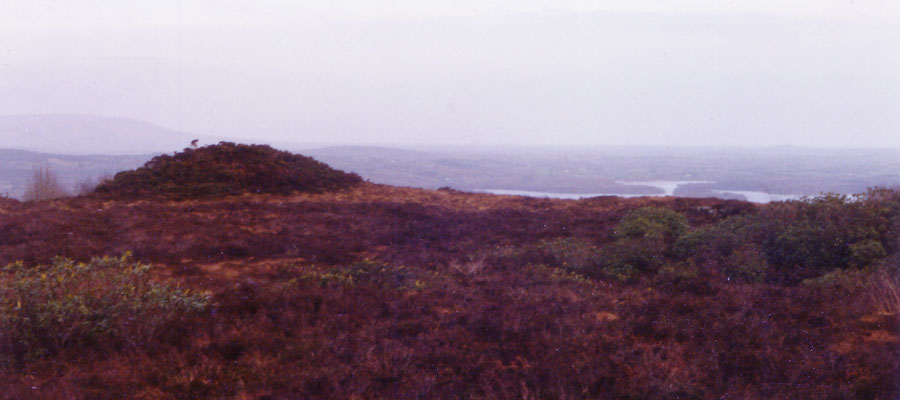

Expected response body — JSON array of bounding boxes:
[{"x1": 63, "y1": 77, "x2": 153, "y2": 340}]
[{"x1": 4, "y1": 115, "x2": 898, "y2": 202}]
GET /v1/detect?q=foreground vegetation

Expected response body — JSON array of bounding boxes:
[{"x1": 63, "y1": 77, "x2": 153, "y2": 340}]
[
  {"x1": 1, "y1": 254, "x2": 207, "y2": 365},
  {"x1": 0, "y1": 145, "x2": 897, "y2": 398}
]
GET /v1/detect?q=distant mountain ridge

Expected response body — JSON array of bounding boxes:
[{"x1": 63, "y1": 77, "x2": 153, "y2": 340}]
[
  {"x1": 0, "y1": 148, "x2": 151, "y2": 199},
  {"x1": 302, "y1": 145, "x2": 900, "y2": 197},
  {"x1": 0, "y1": 114, "x2": 220, "y2": 155},
  {"x1": 2, "y1": 114, "x2": 899, "y2": 201}
]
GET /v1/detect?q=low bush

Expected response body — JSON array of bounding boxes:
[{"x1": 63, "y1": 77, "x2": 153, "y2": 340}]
[
  {"x1": 597, "y1": 237, "x2": 665, "y2": 281},
  {"x1": 536, "y1": 237, "x2": 603, "y2": 273},
  {"x1": 615, "y1": 206, "x2": 689, "y2": 243},
  {"x1": 758, "y1": 191, "x2": 900, "y2": 272},
  {"x1": 656, "y1": 261, "x2": 700, "y2": 285},
  {"x1": 655, "y1": 260, "x2": 718, "y2": 295},
  {"x1": 862, "y1": 268, "x2": 900, "y2": 315},
  {"x1": 849, "y1": 239, "x2": 888, "y2": 268},
  {"x1": 0, "y1": 254, "x2": 208, "y2": 364},
  {"x1": 721, "y1": 246, "x2": 767, "y2": 283},
  {"x1": 530, "y1": 237, "x2": 647, "y2": 282},
  {"x1": 803, "y1": 264, "x2": 900, "y2": 315},
  {"x1": 526, "y1": 236, "x2": 663, "y2": 282},
  {"x1": 298, "y1": 259, "x2": 426, "y2": 291},
  {"x1": 670, "y1": 215, "x2": 749, "y2": 261},
  {"x1": 526, "y1": 264, "x2": 592, "y2": 285},
  {"x1": 672, "y1": 189, "x2": 900, "y2": 283}
]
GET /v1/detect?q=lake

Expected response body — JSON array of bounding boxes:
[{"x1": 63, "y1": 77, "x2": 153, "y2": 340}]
[{"x1": 478, "y1": 180, "x2": 806, "y2": 204}]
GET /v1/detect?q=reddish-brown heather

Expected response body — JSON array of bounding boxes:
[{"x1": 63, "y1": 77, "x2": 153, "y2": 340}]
[
  {"x1": 92, "y1": 142, "x2": 363, "y2": 200},
  {"x1": 0, "y1": 182, "x2": 897, "y2": 399}
]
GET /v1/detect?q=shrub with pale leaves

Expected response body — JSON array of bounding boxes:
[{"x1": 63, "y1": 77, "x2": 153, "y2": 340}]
[{"x1": 0, "y1": 253, "x2": 208, "y2": 363}]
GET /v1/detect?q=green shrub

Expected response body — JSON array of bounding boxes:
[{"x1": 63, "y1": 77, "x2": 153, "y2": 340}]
[
  {"x1": 669, "y1": 227, "x2": 715, "y2": 261},
  {"x1": 595, "y1": 260, "x2": 638, "y2": 283},
  {"x1": 670, "y1": 215, "x2": 751, "y2": 261},
  {"x1": 802, "y1": 268, "x2": 864, "y2": 288},
  {"x1": 0, "y1": 254, "x2": 208, "y2": 363},
  {"x1": 669, "y1": 190, "x2": 899, "y2": 282},
  {"x1": 526, "y1": 264, "x2": 592, "y2": 285},
  {"x1": 537, "y1": 226, "x2": 678, "y2": 282},
  {"x1": 298, "y1": 259, "x2": 423, "y2": 290},
  {"x1": 850, "y1": 239, "x2": 887, "y2": 268},
  {"x1": 722, "y1": 247, "x2": 767, "y2": 283},
  {"x1": 535, "y1": 237, "x2": 652, "y2": 282},
  {"x1": 597, "y1": 238, "x2": 666, "y2": 281},
  {"x1": 757, "y1": 191, "x2": 900, "y2": 272},
  {"x1": 654, "y1": 261, "x2": 716, "y2": 294},
  {"x1": 615, "y1": 207, "x2": 689, "y2": 243},
  {"x1": 537, "y1": 237, "x2": 603, "y2": 273}
]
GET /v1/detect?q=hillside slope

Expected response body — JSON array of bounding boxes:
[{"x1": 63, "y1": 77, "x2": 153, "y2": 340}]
[
  {"x1": 93, "y1": 142, "x2": 363, "y2": 199},
  {"x1": 1, "y1": 180, "x2": 898, "y2": 399}
]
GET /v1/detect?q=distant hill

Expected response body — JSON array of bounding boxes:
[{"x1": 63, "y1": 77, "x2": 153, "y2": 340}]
[
  {"x1": 0, "y1": 114, "x2": 221, "y2": 155},
  {"x1": 94, "y1": 142, "x2": 362, "y2": 200},
  {"x1": 0, "y1": 149, "x2": 151, "y2": 199},
  {"x1": 301, "y1": 145, "x2": 662, "y2": 195},
  {"x1": 301, "y1": 145, "x2": 900, "y2": 197},
  {"x1": 3, "y1": 139, "x2": 899, "y2": 201}
]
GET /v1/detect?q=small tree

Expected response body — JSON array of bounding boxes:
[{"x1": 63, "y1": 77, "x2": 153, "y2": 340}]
[{"x1": 23, "y1": 164, "x2": 68, "y2": 201}]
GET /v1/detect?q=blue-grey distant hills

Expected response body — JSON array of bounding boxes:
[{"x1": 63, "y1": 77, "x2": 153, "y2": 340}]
[
  {"x1": 0, "y1": 114, "x2": 224, "y2": 198},
  {"x1": 0, "y1": 114, "x2": 218, "y2": 155},
  {"x1": 0, "y1": 148, "x2": 151, "y2": 199},
  {"x1": 1, "y1": 114, "x2": 899, "y2": 201},
  {"x1": 301, "y1": 145, "x2": 900, "y2": 200}
]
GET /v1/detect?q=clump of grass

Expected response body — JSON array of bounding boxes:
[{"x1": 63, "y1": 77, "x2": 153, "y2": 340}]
[
  {"x1": 802, "y1": 263, "x2": 900, "y2": 315},
  {"x1": 297, "y1": 259, "x2": 424, "y2": 290},
  {"x1": 0, "y1": 253, "x2": 208, "y2": 364},
  {"x1": 537, "y1": 237, "x2": 603, "y2": 273},
  {"x1": 526, "y1": 264, "x2": 592, "y2": 285},
  {"x1": 862, "y1": 269, "x2": 900, "y2": 314}
]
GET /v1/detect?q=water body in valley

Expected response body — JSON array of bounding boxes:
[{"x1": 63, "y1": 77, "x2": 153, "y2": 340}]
[
  {"x1": 712, "y1": 190, "x2": 805, "y2": 203},
  {"x1": 479, "y1": 180, "x2": 806, "y2": 204}
]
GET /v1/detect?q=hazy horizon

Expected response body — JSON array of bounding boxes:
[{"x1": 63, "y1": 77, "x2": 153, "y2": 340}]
[
  {"x1": 2, "y1": 1, "x2": 899, "y2": 149},
  {"x1": 5, "y1": 113, "x2": 900, "y2": 154}
]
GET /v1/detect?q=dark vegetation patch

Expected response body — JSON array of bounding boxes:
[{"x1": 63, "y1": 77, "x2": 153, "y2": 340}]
[
  {"x1": 93, "y1": 142, "x2": 362, "y2": 199},
  {"x1": 0, "y1": 184, "x2": 898, "y2": 398},
  {"x1": 0, "y1": 195, "x2": 19, "y2": 210}
]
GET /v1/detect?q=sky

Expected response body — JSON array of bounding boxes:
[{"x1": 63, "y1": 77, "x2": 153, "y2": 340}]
[{"x1": 1, "y1": 0, "x2": 899, "y2": 148}]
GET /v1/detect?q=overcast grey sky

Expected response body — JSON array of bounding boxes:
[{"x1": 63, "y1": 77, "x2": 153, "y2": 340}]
[{"x1": 2, "y1": 1, "x2": 899, "y2": 148}]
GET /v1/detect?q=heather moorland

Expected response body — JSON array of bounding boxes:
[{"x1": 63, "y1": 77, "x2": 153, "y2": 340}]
[{"x1": 0, "y1": 144, "x2": 898, "y2": 399}]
